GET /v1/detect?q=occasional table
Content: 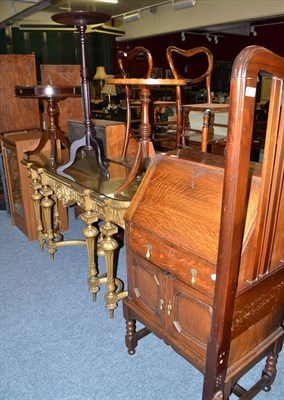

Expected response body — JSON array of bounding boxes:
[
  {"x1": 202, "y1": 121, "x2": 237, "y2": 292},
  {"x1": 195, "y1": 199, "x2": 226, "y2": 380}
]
[
  {"x1": 15, "y1": 85, "x2": 81, "y2": 164},
  {"x1": 51, "y1": 11, "x2": 111, "y2": 178},
  {"x1": 107, "y1": 78, "x2": 186, "y2": 194}
]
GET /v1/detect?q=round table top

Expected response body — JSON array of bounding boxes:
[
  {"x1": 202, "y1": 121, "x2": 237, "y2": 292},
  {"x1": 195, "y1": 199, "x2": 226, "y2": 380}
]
[
  {"x1": 52, "y1": 11, "x2": 110, "y2": 26},
  {"x1": 107, "y1": 78, "x2": 187, "y2": 86},
  {"x1": 15, "y1": 85, "x2": 81, "y2": 99}
]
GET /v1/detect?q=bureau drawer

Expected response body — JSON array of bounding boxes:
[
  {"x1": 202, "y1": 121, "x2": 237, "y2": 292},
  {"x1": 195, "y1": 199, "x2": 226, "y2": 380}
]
[{"x1": 126, "y1": 224, "x2": 216, "y2": 296}]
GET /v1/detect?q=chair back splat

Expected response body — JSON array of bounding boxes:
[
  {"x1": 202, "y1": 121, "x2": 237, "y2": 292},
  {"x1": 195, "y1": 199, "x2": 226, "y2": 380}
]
[{"x1": 166, "y1": 46, "x2": 229, "y2": 152}]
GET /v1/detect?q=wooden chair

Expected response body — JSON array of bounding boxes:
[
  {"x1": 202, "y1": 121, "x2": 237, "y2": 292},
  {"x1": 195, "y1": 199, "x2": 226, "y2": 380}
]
[
  {"x1": 116, "y1": 47, "x2": 153, "y2": 161},
  {"x1": 166, "y1": 46, "x2": 229, "y2": 152}
]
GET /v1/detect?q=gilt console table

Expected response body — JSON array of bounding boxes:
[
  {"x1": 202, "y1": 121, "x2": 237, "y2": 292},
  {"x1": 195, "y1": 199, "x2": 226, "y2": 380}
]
[{"x1": 23, "y1": 155, "x2": 138, "y2": 317}]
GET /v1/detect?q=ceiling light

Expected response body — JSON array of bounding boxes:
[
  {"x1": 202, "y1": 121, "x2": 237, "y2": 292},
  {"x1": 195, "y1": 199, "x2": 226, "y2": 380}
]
[
  {"x1": 250, "y1": 26, "x2": 257, "y2": 36},
  {"x1": 172, "y1": 0, "x2": 197, "y2": 10},
  {"x1": 123, "y1": 11, "x2": 141, "y2": 23},
  {"x1": 95, "y1": 1, "x2": 118, "y2": 3},
  {"x1": 91, "y1": 23, "x2": 125, "y2": 36}
]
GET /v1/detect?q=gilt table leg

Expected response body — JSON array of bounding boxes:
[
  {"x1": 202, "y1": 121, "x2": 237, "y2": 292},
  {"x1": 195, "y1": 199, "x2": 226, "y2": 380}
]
[
  {"x1": 81, "y1": 210, "x2": 101, "y2": 301},
  {"x1": 30, "y1": 174, "x2": 45, "y2": 250},
  {"x1": 100, "y1": 221, "x2": 127, "y2": 318},
  {"x1": 41, "y1": 184, "x2": 56, "y2": 260}
]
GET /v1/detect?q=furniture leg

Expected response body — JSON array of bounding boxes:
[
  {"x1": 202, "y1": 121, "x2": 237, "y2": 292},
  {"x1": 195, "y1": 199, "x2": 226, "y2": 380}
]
[
  {"x1": 40, "y1": 183, "x2": 63, "y2": 259},
  {"x1": 100, "y1": 221, "x2": 127, "y2": 318},
  {"x1": 52, "y1": 194, "x2": 61, "y2": 232},
  {"x1": 262, "y1": 352, "x2": 278, "y2": 392},
  {"x1": 114, "y1": 86, "x2": 155, "y2": 195},
  {"x1": 30, "y1": 174, "x2": 45, "y2": 250},
  {"x1": 201, "y1": 109, "x2": 211, "y2": 152},
  {"x1": 56, "y1": 135, "x2": 86, "y2": 172},
  {"x1": 123, "y1": 304, "x2": 151, "y2": 355},
  {"x1": 80, "y1": 210, "x2": 101, "y2": 301},
  {"x1": 25, "y1": 129, "x2": 47, "y2": 158},
  {"x1": 125, "y1": 318, "x2": 138, "y2": 355},
  {"x1": 40, "y1": 183, "x2": 55, "y2": 259},
  {"x1": 114, "y1": 141, "x2": 142, "y2": 195}
]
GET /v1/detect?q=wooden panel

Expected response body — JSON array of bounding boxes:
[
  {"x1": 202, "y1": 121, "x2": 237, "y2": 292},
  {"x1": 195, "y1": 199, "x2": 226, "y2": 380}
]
[
  {"x1": 0, "y1": 54, "x2": 40, "y2": 133},
  {"x1": 67, "y1": 119, "x2": 138, "y2": 160},
  {"x1": 126, "y1": 224, "x2": 216, "y2": 296},
  {"x1": 127, "y1": 250, "x2": 166, "y2": 328},
  {"x1": 167, "y1": 277, "x2": 213, "y2": 364},
  {"x1": 40, "y1": 64, "x2": 82, "y2": 133},
  {"x1": 126, "y1": 150, "x2": 261, "y2": 272}
]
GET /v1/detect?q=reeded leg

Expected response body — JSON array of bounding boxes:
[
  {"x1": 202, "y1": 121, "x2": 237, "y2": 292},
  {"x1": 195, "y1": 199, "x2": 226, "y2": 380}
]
[
  {"x1": 100, "y1": 221, "x2": 120, "y2": 318},
  {"x1": 41, "y1": 184, "x2": 55, "y2": 259},
  {"x1": 52, "y1": 195, "x2": 61, "y2": 233},
  {"x1": 81, "y1": 210, "x2": 100, "y2": 301},
  {"x1": 30, "y1": 176, "x2": 45, "y2": 250}
]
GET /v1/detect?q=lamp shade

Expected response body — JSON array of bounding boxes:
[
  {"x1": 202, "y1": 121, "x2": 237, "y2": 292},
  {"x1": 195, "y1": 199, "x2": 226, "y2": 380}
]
[
  {"x1": 93, "y1": 66, "x2": 108, "y2": 80},
  {"x1": 101, "y1": 76, "x2": 117, "y2": 96}
]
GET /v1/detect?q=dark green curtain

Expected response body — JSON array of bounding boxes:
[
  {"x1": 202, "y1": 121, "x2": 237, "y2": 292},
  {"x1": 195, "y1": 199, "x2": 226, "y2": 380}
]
[{"x1": 0, "y1": 27, "x2": 114, "y2": 81}]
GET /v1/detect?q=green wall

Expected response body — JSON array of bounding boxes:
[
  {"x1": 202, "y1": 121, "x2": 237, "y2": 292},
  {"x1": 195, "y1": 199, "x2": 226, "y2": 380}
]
[{"x1": 0, "y1": 27, "x2": 114, "y2": 81}]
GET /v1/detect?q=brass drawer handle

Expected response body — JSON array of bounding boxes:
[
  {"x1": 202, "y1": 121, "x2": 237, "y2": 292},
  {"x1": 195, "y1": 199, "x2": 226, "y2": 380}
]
[
  {"x1": 146, "y1": 243, "x2": 152, "y2": 259},
  {"x1": 159, "y1": 298, "x2": 164, "y2": 310},
  {"x1": 191, "y1": 268, "x2": 197, "y2": 285}
]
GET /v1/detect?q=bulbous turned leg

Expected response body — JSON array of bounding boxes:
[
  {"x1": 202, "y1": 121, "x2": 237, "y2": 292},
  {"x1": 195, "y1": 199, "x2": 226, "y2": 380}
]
[
  {"x1": 125, "y1": 318, "x2": 137, "y2": 355},
  {"x1": 262, "y1": 352, "x2": 278, "y2": 392},
  {"x1": 211, "y1": 391, "x2": 224, "y2": 400}
]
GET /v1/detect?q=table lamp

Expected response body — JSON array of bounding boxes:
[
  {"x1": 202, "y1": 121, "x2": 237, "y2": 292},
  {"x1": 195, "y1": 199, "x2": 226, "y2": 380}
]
[
  {"x1": 101, "y1": 76, "x2": 117, "y2": 108},
  {"x1": 93, "y1": 66, "x2": 108, "y2": 99}
]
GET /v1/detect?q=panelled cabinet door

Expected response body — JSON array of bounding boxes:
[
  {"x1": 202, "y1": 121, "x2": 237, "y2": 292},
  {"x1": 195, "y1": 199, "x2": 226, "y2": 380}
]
[
  {"x1": 166, "y1": 277, "x2": 213, "y2": 368},
  {"x1": 127, "y1": 250, "x2": 167, "y2": 328}
]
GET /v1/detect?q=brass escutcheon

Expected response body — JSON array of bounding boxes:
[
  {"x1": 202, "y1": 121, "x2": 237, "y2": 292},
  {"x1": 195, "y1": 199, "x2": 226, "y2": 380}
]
[
  {"x1": 191, "y1": 268, "x2": 198, "y2": 285},
  {"x1": 146, "y1": 243, "x2": 152, "y2": 259}
]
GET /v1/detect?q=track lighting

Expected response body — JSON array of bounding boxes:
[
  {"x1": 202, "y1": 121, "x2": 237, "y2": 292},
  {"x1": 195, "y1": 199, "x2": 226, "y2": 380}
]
[
  {"x1": 172, "y1": 0, "x2": 197, "y2": 10},
  {"x1": 123, "y1": 11, "x2": 141, "y2": 23},
  {"x1": 250, "y1": 26, "x2": 257, "y2": 36}
]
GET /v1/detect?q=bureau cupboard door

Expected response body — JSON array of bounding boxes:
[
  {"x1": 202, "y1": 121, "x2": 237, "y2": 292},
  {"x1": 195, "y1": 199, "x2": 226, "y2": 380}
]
[
  {"x1": 166, "y1": 277, "x2": 213, "y2": 370},
  {"x1": 127, "y1": 250, "x2": 167, "y2": 328}
]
